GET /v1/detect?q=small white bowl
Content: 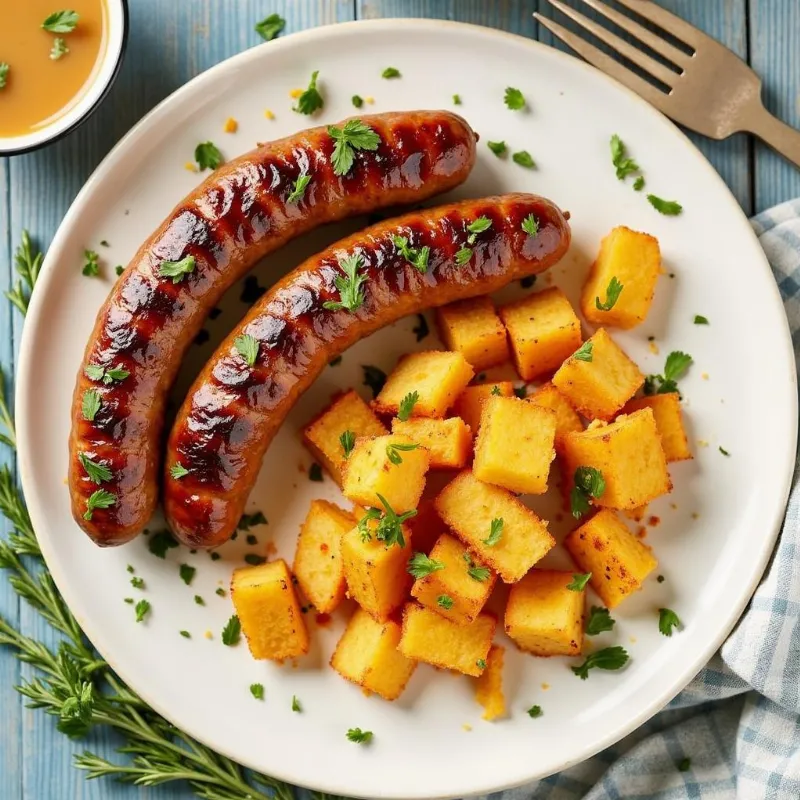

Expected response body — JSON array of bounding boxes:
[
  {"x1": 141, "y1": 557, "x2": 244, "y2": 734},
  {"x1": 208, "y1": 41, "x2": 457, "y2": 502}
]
[{"x1": 0, "y1": 0, "x2": 128, "y2": 156}]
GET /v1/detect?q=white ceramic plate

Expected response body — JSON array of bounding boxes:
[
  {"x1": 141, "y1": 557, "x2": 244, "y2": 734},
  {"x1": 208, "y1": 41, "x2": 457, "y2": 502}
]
[{"x1": 16, "y1": 20, "x2": 797, "y2": 800}]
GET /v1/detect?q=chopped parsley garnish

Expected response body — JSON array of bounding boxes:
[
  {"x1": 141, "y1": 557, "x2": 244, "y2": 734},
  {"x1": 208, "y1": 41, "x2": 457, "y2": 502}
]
[
  {"x1": 115, "y1": 265, "x2": 124, "y2": 276},
  {"x1": 126, "y1": 565, "x2": 135, "y2": 574},
  {"x1": 50, "y1": 37, "x2": 69, "y2": 60},
  {"x1": 180, "y1": 630, "x2": 191, "y2": 639},
  {"x1": 0, "y1": 64, "x2": 8, "y2": 89},
  {"x1": 437, "y1": 595, "x2": 454, "y2": 610},
  {"x1": 586, "y1": 606, "x2": 615, "y2": 636},
  {"x1": 130, "y1": 576, "x2": 144, "y2": 590},
  {"x1": 567, "y1": 572, "x2": 592, "y2": 591},
  {"x1": 346, "y1": 728, "x2": 373, "y2": 744},
  {"x1": 677, "y1": 757, "x2": 691, "y2": 772},
  {"x1": 412, "y1": 313, "x2": 429, "y2": 342},
  {"x1": 514, "y1": 385, "x2": 527, "y2": 399},
  {"x1": 254, "y1": 13, "x2": 285, "y2": 41},
  {"x1": 694, "y1": 315, "x2": 709, "y2": 325},
  {"x1": 520, "y1": 275, "x2": 536, "y2": 289},
  {"x1": 123, "y1": 598, "x2": 134, "y2": 605},
  {"x1": 407, "y1": 552, "x2": 445, "y2": 579},
  {"x1": 610, "y1": 134, "x2": 640, "y2": 181},
  {"x1": 42, "y1": 10, "x2": 79, "y2": 32},
  {"x1": 504, "y1": 87, "x2": 525, "y2": 110},
  {"x1": 362, "y1": 365, "x2": 387, "y2": 398},
  {"x1": 323, "y1": 254, "x2": 368, "y2": 313},
  {"x1": 393, "y1": 235, "x2": 430, "y2": 273},
  {"x1": 215, "y1": 587, "x2": 226, "y2": 597},
  {"x1": 340, "y1": 430, "x2": 356, "y2": 458},
  {"x1": 657, "y1": 574, "x2": 665, "y2": 583},
  {"x1": 490, "y1": 386, "x2": 502, "y2": 396},
  {"x1": 522, "y1": 214, "x2": 539, "y2": 237},
  {"x1": 453, "y1": 94, "x2": 462, "y2": 105},
  {"x1": 329, "y1": 355, "x2": 342, "y2": 367},
  {"x1": 194, "y1": 595, "x2": 205, "y2": 606},
  {"x1": 210, "y1": 552, "x2": 221, "y2": 562},
  {"x1": 573, "y1": 341, "x2": 593, "y2": 362},
  {"x1": 308, "y1": 463, "x2": 324, "y2": 482},
  {"x1": 719, "y1": 446, "x2": 730, "y2": 456},
  {"x1": 221, "y1": 615, "x2": 242, "y2": 646},
  {"x1": 328, "y1": 119, "x2": 380, "y2": 176},
  {"x1": 386, "y1": 441, "x2": 419, "y2": 465},
  {"x1": 134, "y1": 599, "x2": 151, "y2": 623},
  {"x1": 357, "y1": 494, "x2": 416, "y2": 548},
  {"x1": 633, "y1": 176, "x2": 645, "y2": 191},
  {"x1": 293, "y1": 70, "x2": 324, "y2": 115},
  {"x1": 82, "y1": 390, "x2": 101, "y2": 422},
  {"x1": 83, "y1": 489, "x2": 116, "y2": 521},
  {"x1": 570, "y1": 466, "x2": 606, "y2": 519},
  {"x1": 647, "y1": 194, "x2": 683, "y2": 216},
  {"x1": 85, "y1": 363, "x2": 130, "y2": 384},
  {"x1": 571, "y1": 645, "x2": 629, "y2": 679},
  {"x1": 234, "y1": 333, "x2": 259, "y2": 366},
  {"x1": 170, "y1": 463, "x2": 189, "y2": 480},
  {"x1": 238, "y1": 511, "x2": 267, "y2": 530},
  {"x1": 78, "y1": 453, "x2": 112, "y2": 484},
  {"x1": 82, "y1": 249, "x2": 100, "y2": 277},
  {"x1": 250, "y1": 683, "x2": 265, "y2": 700},
  {"x1": 512, "y1": 150, "x2": 535, "y2": 169},
  {"x1": 595, "y1": 276, "x2": 624, "y2": 311},
  {"x1": 158, "y1": 255, "x2": 196, "y2": 283},
  {"x1": 483, "y1": 518, "x2": 503, "y2": 547},
  {"x1": 291, "y1": 695, "x2": 301, "y2": 712},
  {"x1": 644, "y1": 351, "x2": 693, "y2": 395},
  {"x1": 244, "y1": 555, "x2": 265, "y2": 567},
  {"x1": 246, "y1": 534, "x2": 258, "y2": 546},
  {"x1": 195, "y1": 141, "x2": 223, "y2": 171},
  {"x1": 658, "y1": 607, "x2": 681, "y2": 637},
  {"x1": 148, "y1": 530, "x2": 179, "y2": 559},
  {"x1": 455, "y1": 247, "x2": 473, "y2": 266},
  {"x1": 179, "y1": 564, "x2": 196, "y2": 585},
  {"x1": 463, "y1": 553, "x2": 490, "y2": 582},
  {"x1": 527, "y1": 705, "x2": 543, "y2": 718},
  {"x1": 476, "y1": 658, "x2": 487, "y2": 670},
  {"x1": 381, "y1": 67, "x2": 401, "y2": 78},
  {"x1": 487, "y1": 140, "x2": 506, "y2": 157},
  {"x1": 397, "y1": 391, "x2": 419, "y2": 421},
  {"x1": 351, "y1": 95, "x2": 364, "y2": 108},
  {"x1": 287, "y1": 172, "x2": 311, "y2": 203}
]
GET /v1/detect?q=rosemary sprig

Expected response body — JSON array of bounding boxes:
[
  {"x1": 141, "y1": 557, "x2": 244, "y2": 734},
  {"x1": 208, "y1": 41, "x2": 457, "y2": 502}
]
[{"x1": 5, "y1": 230, "x2": 43, "y2": 315}]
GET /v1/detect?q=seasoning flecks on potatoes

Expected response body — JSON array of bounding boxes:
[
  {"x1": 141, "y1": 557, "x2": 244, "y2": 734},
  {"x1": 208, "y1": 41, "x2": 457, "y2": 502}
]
[{"x1": 391, "y1": 416, "x2": 472, "y2": 470}]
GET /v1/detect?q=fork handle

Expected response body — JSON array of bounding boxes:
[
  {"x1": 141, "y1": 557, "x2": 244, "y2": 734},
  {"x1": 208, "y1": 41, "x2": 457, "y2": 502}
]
[{"x1": 747, "y1": 105, "x2": 800, "y2": 169}]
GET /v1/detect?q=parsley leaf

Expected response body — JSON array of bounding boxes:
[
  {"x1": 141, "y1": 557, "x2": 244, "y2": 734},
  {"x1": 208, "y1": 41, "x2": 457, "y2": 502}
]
[
  {"x1": 386, "y1": 441, "x2": 419, "y2": 465},
  {"x1": 610, "y1": 134, "x2": 640, "y2": 181},
  {"x1": 647, "y1": 194, "x2": 683, "y2": 216},
  {"x1": 719, "y1": 446, "x2": 730, "y2": 456},
  {"x1": 633, "y1": 176, "x2": 645, "y2": 191},
  {"x1": 382, "y1": 67, "x2": 401, "y2": 79},
  {"x1": 362, "y1": 365, "x2": 387, "y2": 398},
  {"x1": 84, "y1": 489, "x2": 116, "y2": 521},
  {"x1": 483, "y1": 518, "x2": 503, "y2": 547},
  {"x1": 467, "y1": 216, "x2": 492, "y2": 237},
  {"x1": 677, "y1": 757, "x2": 691, "y2": 772},
  {"x1": 346, "y1": 728, "x2": 373, "y2": 744},
  {"x1": 437, "y1": 595, "x2": 454, "y2": 610},
  {"x1": 455, "y1": 247, "x2": 472, "y2": 266},
  {"x1": 407, "y1": 552, "x2": 445, "y2": 579},
  {"x1": 134, "y1": 599, "x2": 151, "y2": 623},
  {"x1": 476, "y1": 658, "x2": 487, "y2": 670},
  {"x1": 42, "y1": 10, "x2": 79, "y2": 32},
  {"x1": 323, "y1": 254, "x2": 368, "y2": 313},
  {"x1": 308, "y1": 463, "x2": 324, "y2": 482},
  {"x1": 148, "y1": 530, "x2": 179, "y2": 559},
  {"x1": 170, "y1": 463, "x2": 189, "y2": 480},
  {"x1": 294, "y1": 70, "x2": 324, "y2": 115},
  {"x1": 645, "y1": 351, "x2": 693, "y2": 396},
  {"x1": 658, "y1": 607, "x2": 681, "y2": 637},
  {"x1": 412, "y1": 313, "x2": 429, "y2": 342},
  {"x1": 82, "y1": 249, "x2": 100, "y2": 277},
  {"x1": 194, "y1": 595, "x2": 205, "y2": 605},
  {"x1": 287, "y1": 172, "x2": 311, "y2": 203},
  {"x1": 194, "y1": 141, "x2": 224, "y2": 171},
  {"x1": 234, "y1": 333, "x2": 259, "y2": 366},
  {"x1": 527, "y1": 705, "x2": 543, "y2": 718},
  {"x1": 570, "y1": 466, "x2": 606, "y2": 520},
  {"x1": 340, "y1": 430, "x2": 356, "y2": 458},
  {"x1": 130, "y1": 576, "x2": 144, "y2": 590},
  {"x1": 452, "y1": 94, "x2": 461, "y2": 105},
  {"x1": 82, "y1": 390, "x2": 101, "y2": 422},
  {"x1": 393, "y1": 235, "x2": 430, "y2": 273},
  {"x1": 586, "y1": 606, "x2": 616, "y2": 636},
  {"x1": 358, "y1": 494, "x2": 416, "y2": 549},
  {"x1": 351, "y1": 95, "x2": 364, "y2": 108},
  {"x1": 50, "y1": 37, "x2": 69, "y2": 60},
  {"x1": 78, "y1": 453, "x2": 112, "y2": 484},
  {"x1": 221, "y1": 615, "x2": 242, "y2": 646},
  {"x1": 254, "y1": 13, "x2": 285, "y2": 41},
  {"x1": 522, "y1": 214, "x2": 539, "y2": 237},
  {"x1": 566, "y1": 572, "x2": 592, "y2": 591},
  {"x1": 694, "y1": 315, "x2": 709, "y2": 325},
  {"x1": 512, "y1": 150, "x2": 536, "y2": 169},
  {"x1": 504, "y1": 87, "x2": 525, "y2": 110},
  {"x1": 291, "y1": 695, "x2": 301, "y2": 712},
  {"x1": 328, "y1": 119, "x2": 380, "y2": 176},
  {"x1": 0, "y1": 63, "x2": 10, "y2": 90},
  {"x1": 179, "y1": 564, "x2": 196, "y2": 585},
  {"x1": 595, "y1": 276, "x2": 624, "y2": 311},
  {"x1": 238, "y1": 511, "x2": 267, "y2": 530},
  {"x1": 250, "y1": 683, "x2": 265, "y2": 700},
  {"x1": 464, "y1": 553, "x2": 490, "y2": 582},
  {"x1": 158, "y1": 255, "x2": 196, "y2": 284},
  {"x1": 487, "y1": 140, "x2": 506, "y2": 157},
  {"x1": 397, "y1": 391, "x2": 419, "y2": 421},
  {"x1": 573, "y1": 341, "x2": 593, "y2": 362},
  {"x1": 514, "y1": 385, "x2": 527, "y2": 399},
  {"x1": 571, "y1": 645, "x2": 629, "y2": 679},
  {"x1": 84, "y1": 364, "x2": 129, "y2": 384}
]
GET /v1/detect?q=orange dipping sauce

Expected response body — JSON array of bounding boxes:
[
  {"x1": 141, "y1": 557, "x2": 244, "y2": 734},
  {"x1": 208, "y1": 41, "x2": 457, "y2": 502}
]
[{"x1": 0, "y1": 0, "x2": 108, "y2": 137}]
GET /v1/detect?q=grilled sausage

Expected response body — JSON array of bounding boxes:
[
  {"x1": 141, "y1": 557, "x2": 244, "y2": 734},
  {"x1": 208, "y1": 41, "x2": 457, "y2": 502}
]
[
  {"x1": 69, "y1": 110, "x2": 478, "y2": 546},
  {"x1": 163, "y1": 193, "x2": 571, "y2": 547}
]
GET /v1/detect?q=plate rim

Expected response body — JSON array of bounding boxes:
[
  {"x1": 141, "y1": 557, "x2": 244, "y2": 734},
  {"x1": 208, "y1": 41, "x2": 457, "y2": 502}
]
[{"x1": 15, "y1": 17, "x2": 799, "y2": 799}]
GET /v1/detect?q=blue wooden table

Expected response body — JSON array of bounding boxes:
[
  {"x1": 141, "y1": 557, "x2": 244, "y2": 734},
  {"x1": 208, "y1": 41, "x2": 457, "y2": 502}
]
[{"x1": 1, "y1": 2, "x2": 798, "y2": 798}]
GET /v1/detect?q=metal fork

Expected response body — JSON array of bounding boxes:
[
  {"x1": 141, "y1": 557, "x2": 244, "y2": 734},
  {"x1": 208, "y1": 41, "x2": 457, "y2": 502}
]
[{"x1": 535, "y1": 0, "x2": 800, "y2": 168}]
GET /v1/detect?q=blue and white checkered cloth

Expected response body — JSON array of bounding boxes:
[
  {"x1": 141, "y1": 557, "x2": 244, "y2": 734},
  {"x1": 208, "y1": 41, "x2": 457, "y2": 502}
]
[{"x1": 488, "y1": 200, "x2": 800, "y2": 800}]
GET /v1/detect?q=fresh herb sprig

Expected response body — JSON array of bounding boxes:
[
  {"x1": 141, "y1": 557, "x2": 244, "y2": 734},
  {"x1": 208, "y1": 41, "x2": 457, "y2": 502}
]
[
  {"x1": 407, "y1": 552, "x2": 444, "y2": 579},
  {"x1": 6, "y1": 231, "x2": 44, "y2": 315},
  {"x1": 323, "y1": 254, "x2": 368, "y2": 313},
  {"x1": 254, "y1": 13, "x2": 285, "y2": 41},
  {"x1": 571, "y1": 646, "x2": 629, "y2": 679},
  {"x1": 644, "y1": 351, "x2": 693, "y2": 396},
  {"x1": 357, "y1": 494, "x2": 416, "y2": 548},
  {"x1": 570, "y1": 466, "x2": 605, "y2": 519},
  {"x1": 397, "y1": 391, "x2": 419, "y2": 421},
  {"x1": 328, "y1": 119, "x2": 380, "y2": 176},
  {"x1": 393, "y1": 235, "x2": 430, "y2": 274},
  {"x1": 294, "y1": 70, "x2": 324, "y2": 115}
]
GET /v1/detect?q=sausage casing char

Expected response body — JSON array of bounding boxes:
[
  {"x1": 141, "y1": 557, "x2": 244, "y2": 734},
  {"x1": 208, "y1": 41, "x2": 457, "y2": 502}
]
[
  {"x1": 164, "y1": 193, "x2": 571, "y2": 547},
  {"x1": 69, "y1": 110, "x2": 478, "y2": 545}
]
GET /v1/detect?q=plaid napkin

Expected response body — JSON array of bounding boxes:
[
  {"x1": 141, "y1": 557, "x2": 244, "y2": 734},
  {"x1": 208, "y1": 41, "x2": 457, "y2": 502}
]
[{"x1": 486, "y1": 200, "x2": 800, "y2": 800}]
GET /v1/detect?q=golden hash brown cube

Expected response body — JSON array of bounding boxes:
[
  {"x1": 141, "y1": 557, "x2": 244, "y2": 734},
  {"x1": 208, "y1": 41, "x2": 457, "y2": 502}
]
[
  {"x1": 410, "y1": 533, "x2": 497, "y2": 625},
  {"x1": 529, "y1": 382, "x2": 583, "y2": 449},
  {"x1": 231, "y1": 559, "x2": 308, "y2": 661},
  {"x1": 342, "y1": 434, "x2": 429, "y2": 514},
  {"x1": 292, "y1": 500, "x2": 353, "y2": 615},
  {"x1": 473, "y1": 396, "x2": 557, "y2": 495},
  {"x1": 474, "y1": 644, "x2": 506, "y2": 721},
  {"x1": 564, "y1": 509, "x2": 658, "y2": 608},
  {"x1": 435, "y1": 471, "x2": 555, "y2": 583},
  {"x1": 330, "y1": 608, "x2": 417, "y2": 701},
  {"x1": 581, "y1": 226, "x2": 661, "y2": 330},
  {"x1": 451, "y1": 381, "x2": 514, "y2": 433},
  {"x1": 341, "y1": 517, "x2": 412, "y2": 621},
  {"x1": 623, "y1": 393, "x2": 692, "y2": 462},
  {"x1": 499, "y1": 287, "x2": 582, "y2": 381},
  {"x1": 398, "y1": 602, "x2": 495, "y2": 676},
  {"x1": 553, "y1": 328, "x2": 644, "y2": 421},
  {"x1": 504, "y1": 569, "x2": 584, "y2": 657},
  {"x1": 392, "y1": 416, "x2": 472, "y2": 470},
  {"x1": 303, "y1": 390, "x2": 387, "y2": 485},
  {"x1": 406, "y1": 499, "x2": 448, "y2": 555},
  {"x1": 373, "y1": 351, "x2": 474, "y2": 418},
  {"x1": 435, "y1": 296, "x2": 509, "y2": 370},
  {"x1": 561, "y1": 408, "x2": 671, "y2": 510}
]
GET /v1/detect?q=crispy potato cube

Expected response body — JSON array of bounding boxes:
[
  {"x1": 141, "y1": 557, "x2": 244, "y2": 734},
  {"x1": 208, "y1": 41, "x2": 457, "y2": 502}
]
[
  {"x1": 293, "y1": 500, "x2": 353, "y2": 614},
  {"x1": 341, "y1": 519, "x2": 412, "y2": 621},
  {"x1": 451, "y1": 381, "x2": 514, "y2": 433},
  {"x1": 581, "y1": 227, "x2": 661, "y2": 329},
  {"x1": 342, "y1": 434, "x2": 429, "y2": 513},
  {"x1": 231, "y1": 559, "x2": 308, "y2": 661},
  {"x1": 474, "y1": 645, "x2": 506, "y2": 720},
  {"x1": 330, "y1": 608, "x2": 417, "y2": 700},
  {"x1": 373, "y1": 351, "x2": 474, "y2": 418},
  {"x1": 561, "y1": 408, "x2": 671, "y2": 510},
  {"x1": 564, "y1": 509, "x2": 658, "y2": 608},
  {"x1": 303, "y1": 390, "x2": 387, "y2": 485},
  {"x1": 392, "y1": 416, "x2": 472, "y2": 470},
  {"x1": 406, "y1": 500, "x2": 448, "y2": 555},
  {"x1": 505, "y1": 570, "x2": 584, "y2": 656},
  {"x1": 499, "y1": 288, "x2": 582, "y2": 380},
  {"x1": 435, "y1": 471, "x2": 555, "y2": 583},
  {"x1": 473, "y1": 396, "x2": 556, "y2": 495},
  {"x1": 410, "y1": 533, "x2": 497, "y2": 625},
  {"x1": 623, "y1": 393, "x2": 692, "y2": 462},
  {"x1": 529, "y1": 382, "x2": 583, "y2": 449},
  {"x1": 553, "y1": 328, "x2": 644, "y2": 420},
  {"x1": 435, "y1": 296, "x2": 509, "y2": 370},
  {"x1": 398, "y1": 602, "x2": 495, "y2": 676}
]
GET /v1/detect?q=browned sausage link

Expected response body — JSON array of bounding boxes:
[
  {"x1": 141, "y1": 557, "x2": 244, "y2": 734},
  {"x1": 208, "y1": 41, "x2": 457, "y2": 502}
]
[
  {"x1": 163, "y1": 193, "x2": 571, "y2": 547},
  {"x1": 68, "y1": 110, "x2": 478, "y2": 546}
]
